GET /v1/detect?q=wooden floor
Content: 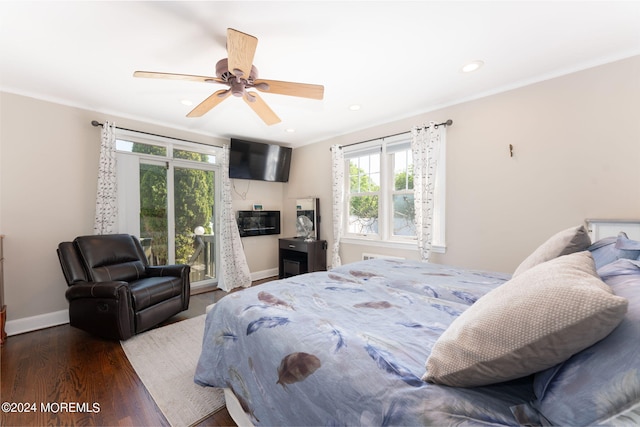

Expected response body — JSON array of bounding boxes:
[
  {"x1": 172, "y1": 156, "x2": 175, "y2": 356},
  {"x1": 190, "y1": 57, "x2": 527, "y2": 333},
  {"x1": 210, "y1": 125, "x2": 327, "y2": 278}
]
[{"x1": 1, "y1": 280, "x2": 271, "y2": 427}]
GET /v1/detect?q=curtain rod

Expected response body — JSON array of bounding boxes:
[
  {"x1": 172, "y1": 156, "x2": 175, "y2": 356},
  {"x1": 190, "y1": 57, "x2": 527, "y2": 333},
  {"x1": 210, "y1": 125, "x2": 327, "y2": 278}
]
[
  {"x1": 91, "y1": 120, "x2": 224, "y2": 148},
  {"x1": 335, "y1": 119, "x2": 453, "y2": 150}
]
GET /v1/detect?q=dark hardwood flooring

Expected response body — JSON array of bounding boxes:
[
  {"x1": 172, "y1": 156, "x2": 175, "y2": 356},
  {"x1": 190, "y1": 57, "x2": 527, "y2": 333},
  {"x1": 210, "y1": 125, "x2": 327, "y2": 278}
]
[{"x1": 1, "y1": 279, "x2": 272, "y2": 427}]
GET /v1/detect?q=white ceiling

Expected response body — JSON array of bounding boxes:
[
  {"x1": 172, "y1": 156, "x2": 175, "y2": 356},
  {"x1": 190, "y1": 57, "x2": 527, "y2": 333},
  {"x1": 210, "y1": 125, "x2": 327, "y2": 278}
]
[{"x1": 1, "y1": 1, "x2": 639, "y2": 148}]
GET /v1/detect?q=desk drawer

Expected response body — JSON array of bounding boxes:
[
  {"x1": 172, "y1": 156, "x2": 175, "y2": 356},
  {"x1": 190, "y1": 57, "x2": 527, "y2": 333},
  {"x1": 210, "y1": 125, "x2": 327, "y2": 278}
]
[{"x1": 279, "y1": 239, "x2": 308, "y2": 253}]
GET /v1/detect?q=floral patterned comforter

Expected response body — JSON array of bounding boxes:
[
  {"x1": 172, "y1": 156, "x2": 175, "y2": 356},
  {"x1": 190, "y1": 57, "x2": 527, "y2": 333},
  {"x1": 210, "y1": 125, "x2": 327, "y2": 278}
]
[{"x1": 194, "y1": 259, "x2": 535, "y2": 426}]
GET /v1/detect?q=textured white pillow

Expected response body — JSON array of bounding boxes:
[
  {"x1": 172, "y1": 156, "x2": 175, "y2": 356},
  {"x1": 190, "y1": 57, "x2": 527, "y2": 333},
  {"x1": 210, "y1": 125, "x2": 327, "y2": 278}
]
[
  {"x1": 423, "y1": 251, "x2": 628, "y2": 387},
  {"x1": 513, "y1": 225, "x2": 591, "y2": 277}
]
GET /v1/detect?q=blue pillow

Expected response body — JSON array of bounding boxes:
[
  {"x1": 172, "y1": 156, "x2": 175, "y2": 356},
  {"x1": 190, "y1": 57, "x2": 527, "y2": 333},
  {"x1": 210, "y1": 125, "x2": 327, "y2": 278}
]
[
  {"x1": 517, "y1": 259, "x2": 640, "y2": 425},
  {"x1": 588, "y1": 232, "x2": 640, "y2": 269}
]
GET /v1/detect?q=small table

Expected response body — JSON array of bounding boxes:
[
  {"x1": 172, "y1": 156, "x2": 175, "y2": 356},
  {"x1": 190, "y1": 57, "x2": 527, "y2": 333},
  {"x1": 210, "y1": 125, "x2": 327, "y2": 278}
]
[{"x1": 278, "y1": 238, "x2": 327, "y2": 279}]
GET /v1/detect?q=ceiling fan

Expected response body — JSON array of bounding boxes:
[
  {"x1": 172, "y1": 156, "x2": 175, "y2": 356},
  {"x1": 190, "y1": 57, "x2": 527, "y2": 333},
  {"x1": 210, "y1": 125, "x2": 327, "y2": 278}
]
[{"x1": 133, "y1": 28, "x2": 324, "y2": 126}]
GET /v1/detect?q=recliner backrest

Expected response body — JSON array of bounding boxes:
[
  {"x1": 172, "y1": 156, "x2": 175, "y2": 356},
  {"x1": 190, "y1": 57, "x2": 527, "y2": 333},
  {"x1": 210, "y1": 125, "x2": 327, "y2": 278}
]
[{"x1": 74, "y1": 234, "x2": 149, "y2": 282}]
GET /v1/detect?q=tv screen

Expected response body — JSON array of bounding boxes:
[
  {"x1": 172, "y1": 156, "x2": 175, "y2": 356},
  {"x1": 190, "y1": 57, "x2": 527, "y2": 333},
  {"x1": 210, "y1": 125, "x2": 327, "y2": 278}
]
[{"x1": 229, "y1": 138, "x2": 292, "y2": 182}]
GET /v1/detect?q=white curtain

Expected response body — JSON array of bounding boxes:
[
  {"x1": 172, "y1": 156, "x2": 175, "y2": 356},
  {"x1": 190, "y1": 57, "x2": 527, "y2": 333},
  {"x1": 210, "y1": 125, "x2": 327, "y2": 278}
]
[
  {"x1": 218, "y1": 144, "x2": 252, "y2": 291},
  {"x1": 94, "y1": 121, "x2": 118, "y2": 235},
  {"x1": 411, "y1": 122, "x2": 442, "y2": 262},
  {"x1": 330, "y1": 145, "x2": 345, "y2": 268}
]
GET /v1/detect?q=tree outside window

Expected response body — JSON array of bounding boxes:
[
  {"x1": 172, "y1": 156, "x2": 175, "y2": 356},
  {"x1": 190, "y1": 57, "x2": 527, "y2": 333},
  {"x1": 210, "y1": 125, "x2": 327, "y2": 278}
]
[
  {"x1": 348, "y1": 154, "x2": 380, "y2": 234},
  {"x1": 392, "y1": 152, "x2": 416, "y2": 237},
  {"x1": 135, "y1": 144, "x2": 214, "y2": 271},
  {"x1": 344, "y1": 144, "x2": 418, "y2": 240},
  {"x1": 342, "y1": 131, "x2": 445, "y2": 247}
]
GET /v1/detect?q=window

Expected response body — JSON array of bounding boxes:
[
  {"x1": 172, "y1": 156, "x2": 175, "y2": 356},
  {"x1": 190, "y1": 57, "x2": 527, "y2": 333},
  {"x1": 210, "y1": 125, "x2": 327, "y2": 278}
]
[
  {"x1": 390, "y1": 146, "x2": 416, "y2": 237},
  {"x1": 347, "y1": 149, "x2": 380, "y2": 235},
  {"x1": 115, "y1": 130, "x2": 222, "y2": 289},
  {"x1": 343, "y1": 131, "x2": 446, "y2": 251}
]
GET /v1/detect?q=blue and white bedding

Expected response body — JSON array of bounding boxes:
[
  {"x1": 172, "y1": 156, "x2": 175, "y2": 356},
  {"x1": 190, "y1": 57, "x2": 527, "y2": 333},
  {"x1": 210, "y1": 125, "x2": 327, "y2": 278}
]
[
  {"x1": 195, "y1": 259, "x2": 532, "y2": 425},
  {"x1": 194, "y1": 253, "x2": 640, "y2": 426}
]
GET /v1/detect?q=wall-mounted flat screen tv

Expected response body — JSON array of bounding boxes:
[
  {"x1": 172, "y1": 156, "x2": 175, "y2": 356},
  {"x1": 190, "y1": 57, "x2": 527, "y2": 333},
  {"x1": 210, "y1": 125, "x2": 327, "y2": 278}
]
[{"x1": 229, "y1": 138, "x2": 292, "y2": 182}]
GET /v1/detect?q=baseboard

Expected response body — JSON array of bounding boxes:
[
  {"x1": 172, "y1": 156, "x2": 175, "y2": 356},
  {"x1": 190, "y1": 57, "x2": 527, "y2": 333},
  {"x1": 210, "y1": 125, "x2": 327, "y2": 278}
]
[
  {"x1": 252, "y1": 268, "x2": 278, "y2": 282},
  {"x1": 5, "y1": 309, "x2": 69, "y2": 337},
  {"x1": 4, "y1": 268, "x2": 279, "y2": 337}
]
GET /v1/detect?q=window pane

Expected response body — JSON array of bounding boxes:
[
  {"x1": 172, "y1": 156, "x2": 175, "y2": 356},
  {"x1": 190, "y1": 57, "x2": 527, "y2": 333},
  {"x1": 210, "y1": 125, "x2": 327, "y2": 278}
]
[
  {"x1": 117, "y1": 139, "x2": 167, "y2": 157},
  {"x1": 393, "y1": 193, "x2": 416, "y2": 236},
  {"x1": 139, "y1": 163, "x2": 168, "y2": 265},
  {"x1": 393, "y1": 150, "x2": 413, "y2": 191},
  {"x1": 349, "y1": 158, "x2": 361, "y2": 192},
  {"x1": 348, "y1": 195, "x2": 379, "y2": 235},
  {"x1": 174, "y1": 166, "x2": 216, "y2": 283},
  {"x1": 349, "y1": 155, "x2": 380, "y2": 193},
  {"x1": 174, "y1": 148, "x2": 216, "y2": 164}
]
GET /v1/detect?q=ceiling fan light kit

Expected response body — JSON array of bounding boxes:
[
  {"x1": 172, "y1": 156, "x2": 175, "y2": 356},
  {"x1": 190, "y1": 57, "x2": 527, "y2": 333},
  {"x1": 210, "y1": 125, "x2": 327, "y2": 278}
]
[{"x1": 134, "y1": 28, "x2": 324, "y2": 126}]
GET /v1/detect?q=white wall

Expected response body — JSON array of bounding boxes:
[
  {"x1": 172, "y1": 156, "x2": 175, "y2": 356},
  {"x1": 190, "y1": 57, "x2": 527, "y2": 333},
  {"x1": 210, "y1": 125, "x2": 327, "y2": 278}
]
[
  {"x1": 1, "y1": 93, "x2": 101, "y2": 327},
  {"x1": 232, "y1": 179, "x2": 285, "y2": 277},
  {"x1": 285, "y1": 56, "x2": 640, "y2": 272}
]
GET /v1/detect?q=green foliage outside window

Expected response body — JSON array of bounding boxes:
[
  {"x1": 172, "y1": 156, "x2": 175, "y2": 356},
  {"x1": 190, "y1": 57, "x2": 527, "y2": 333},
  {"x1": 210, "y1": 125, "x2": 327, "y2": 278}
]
[
  {"x1": 349, "y1": 162, "x2": 379, "y2": 223},
  {"x1": 393, "y1": 164, "x2": 415, "y2": 235},
  {"x1": 139, "y1": 163, "x2": 168, "y2": 264},
  {"x1": 394, "y1": 164, "x2": 414, "y2": 191},
  {"x1": 135, "y1": 144, "x2": 215, "y2": 266}
]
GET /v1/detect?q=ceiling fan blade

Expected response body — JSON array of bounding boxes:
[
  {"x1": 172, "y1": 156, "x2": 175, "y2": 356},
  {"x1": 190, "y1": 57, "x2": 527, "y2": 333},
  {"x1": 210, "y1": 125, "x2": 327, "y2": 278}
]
[
  {"x1": 226, "y1": 28, "x2": 258, "y2": 79},
  {"x1": 253, "y1": 79, "x2": 324, "y2": 100},
  {"x1": 133, "y1": 71, "x2": 224, "y2": 84},
  {"x1": 243, "y1": 92, "x2": 281, "y2": 125},
  {"x1": 187, "y1": 90, "x2": 232, "y2": 117}
]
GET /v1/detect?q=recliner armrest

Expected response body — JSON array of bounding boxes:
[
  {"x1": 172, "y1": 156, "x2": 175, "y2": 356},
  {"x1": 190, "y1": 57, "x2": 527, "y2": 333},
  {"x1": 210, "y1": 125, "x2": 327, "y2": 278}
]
[
  {"x1": 65, "y1": 281, "x2": 129, "y2": 301},
  {"x1": 146, "y1": 264, "x2": 190, "y2": 278}
]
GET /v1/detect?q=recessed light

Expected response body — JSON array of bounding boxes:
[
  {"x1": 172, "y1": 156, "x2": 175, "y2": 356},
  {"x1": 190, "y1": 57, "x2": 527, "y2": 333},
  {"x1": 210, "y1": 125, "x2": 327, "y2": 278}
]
[
  {"x1": 285, "y1": 128, "x2": 295, "y2": 133},
  {"x1": 181, "y1": 99, "x2": 193, "y2": 106},
  {"x1": 349, "y1": 104, "x2": 361, "y2": 111},
  {"x1": 461, "y1": 60, "x2": 484, "y2": 73}
]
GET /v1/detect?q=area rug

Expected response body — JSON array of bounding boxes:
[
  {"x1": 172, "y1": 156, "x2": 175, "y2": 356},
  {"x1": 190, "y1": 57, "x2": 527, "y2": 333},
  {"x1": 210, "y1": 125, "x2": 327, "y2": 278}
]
[{"x1": 121, "y1": 315, "x2": 225, "y2": 426}]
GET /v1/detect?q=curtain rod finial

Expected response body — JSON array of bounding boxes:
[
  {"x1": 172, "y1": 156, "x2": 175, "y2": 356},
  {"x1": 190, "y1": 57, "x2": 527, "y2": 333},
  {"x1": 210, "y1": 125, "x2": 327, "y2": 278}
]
[
  {"x1": 445, "y1": 119, "x2": 453, "y2": 126},
  {"x1": 91, "y1": 120, "x2": 102, "y2": 127}
]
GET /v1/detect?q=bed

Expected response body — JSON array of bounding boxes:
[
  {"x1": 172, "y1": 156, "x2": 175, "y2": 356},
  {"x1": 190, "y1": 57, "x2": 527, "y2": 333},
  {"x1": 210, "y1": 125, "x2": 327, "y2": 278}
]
[{"x1": 194, "y1": 225, "x2": 640, "y2": 426}]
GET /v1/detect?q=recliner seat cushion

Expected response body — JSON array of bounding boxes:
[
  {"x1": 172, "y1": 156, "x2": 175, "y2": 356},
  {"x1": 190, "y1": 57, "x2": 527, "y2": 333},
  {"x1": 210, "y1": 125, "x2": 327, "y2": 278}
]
[{"x1": 128, "y1": 276, "x2": 184, "y2": 311}]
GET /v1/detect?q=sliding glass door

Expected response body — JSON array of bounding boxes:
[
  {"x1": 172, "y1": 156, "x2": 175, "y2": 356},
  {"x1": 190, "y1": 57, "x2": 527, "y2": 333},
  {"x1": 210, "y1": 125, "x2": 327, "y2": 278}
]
[
  {"x1": 172, "y1": 164, "x2": 216, "y2": 282},
  {"x1": 117, "y1": 135, "x2": 220, "y2": 289}
]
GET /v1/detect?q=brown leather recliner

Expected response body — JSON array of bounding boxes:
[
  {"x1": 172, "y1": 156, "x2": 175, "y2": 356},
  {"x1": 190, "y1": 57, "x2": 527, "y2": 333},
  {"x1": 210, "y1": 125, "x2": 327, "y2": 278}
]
[{"x1": 57, "y1": 234, "x2": 190, "y2": 340}]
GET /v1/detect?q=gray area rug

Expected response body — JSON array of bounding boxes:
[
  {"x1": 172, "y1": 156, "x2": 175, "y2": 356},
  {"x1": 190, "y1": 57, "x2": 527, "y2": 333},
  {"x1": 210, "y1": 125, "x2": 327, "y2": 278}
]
[{"x1": 121, "y1": 315, "x2": 225, "y2": 426}]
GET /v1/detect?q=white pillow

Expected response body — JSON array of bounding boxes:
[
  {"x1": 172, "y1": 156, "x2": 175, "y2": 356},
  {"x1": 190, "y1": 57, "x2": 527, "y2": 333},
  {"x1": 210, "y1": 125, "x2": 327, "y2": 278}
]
[
  {"x1": 513, "y1": 225, "x2": 591, "y2": 276},
  {"x1": 423, "y1": 251, "x2": 628, "y2": 387}
]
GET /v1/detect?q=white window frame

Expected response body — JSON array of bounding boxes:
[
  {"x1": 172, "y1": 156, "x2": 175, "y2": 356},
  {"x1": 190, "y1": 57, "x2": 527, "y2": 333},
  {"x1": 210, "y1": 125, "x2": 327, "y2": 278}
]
[
  {"x1": 344, "y1": 141, "x2": 382, "y2": 238},
  {"x1": 341, "y1": 132, "x2": 446, "y2": 253}
]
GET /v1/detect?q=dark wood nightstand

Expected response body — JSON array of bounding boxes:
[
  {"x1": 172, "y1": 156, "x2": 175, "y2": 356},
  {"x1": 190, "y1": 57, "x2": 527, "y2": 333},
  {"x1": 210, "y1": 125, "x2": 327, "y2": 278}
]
[{"x1": 278, "y1": 238, "x2": 327, "y2": 278}]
